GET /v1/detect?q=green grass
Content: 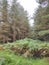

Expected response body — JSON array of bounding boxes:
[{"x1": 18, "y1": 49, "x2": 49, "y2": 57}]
[
  {"x1": 0, "y1": 50, "x2": 49, "y2": 65},
  {"x1": 0, "y1": 38, "x2": 49, "y2": 65}
]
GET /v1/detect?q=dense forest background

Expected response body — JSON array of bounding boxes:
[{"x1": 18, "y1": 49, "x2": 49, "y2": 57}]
[
  {"x1": 0, "y1": 0, "x2": 30, "y2": 43},
  {"x1": 0, "y1": 0, "x2": 49, "y2": 43},
  {"x1": 32, "y1": 0, "x2": 49, "y2": 41},
  {"x1": 0, "y1": 0, "x2": 49, "y2": 65}
]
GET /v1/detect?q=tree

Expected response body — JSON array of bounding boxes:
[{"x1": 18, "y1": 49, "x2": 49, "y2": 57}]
[
  {"x1": 0, "y1": 0, "x2": 29, "y2": 43},
  {"x1": 10, "y1": 0, "x2": 29, "y2": 41},
  {"x1": 33, "y1": 0, "x2": 49, "y2": 41},
  {"x1": 2, "y1": 0, "x2": 8, "y2": 22}
]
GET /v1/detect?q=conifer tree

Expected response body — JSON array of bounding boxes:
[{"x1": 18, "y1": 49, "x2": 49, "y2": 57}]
[{"x1": 33, "y1": 0, "x2": 49, "y2": 41}]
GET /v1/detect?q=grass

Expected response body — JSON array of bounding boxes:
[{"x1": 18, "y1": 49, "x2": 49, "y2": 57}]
[
  {"x1": 0, "y1": 50, "x2": 49, "y2": 65},
  {"x1": 0, "y1": 38, "x2": 49, "y2": 65}
]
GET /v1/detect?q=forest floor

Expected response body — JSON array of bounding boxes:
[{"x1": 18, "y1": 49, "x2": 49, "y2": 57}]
[
  {"x1": 0, "y1": 38, "x2": 49, "y2": 65},
  {"x1": 0, "y1": 50, "x2": 49, "y2": 65}
]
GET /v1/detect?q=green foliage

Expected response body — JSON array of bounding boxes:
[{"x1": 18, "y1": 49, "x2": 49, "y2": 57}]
[
  {"x1": 0, "y1": 50, "x2": 49, "y2": 65},
  {"x1": 42, "y1": 14, "x2": 49, "y2": 18},
  {"x1": 1, "y1": 38, "x2": 49, "y2": 58},
  {"x1": 3, "y1": 38, "x2": 49, "y2": 50},
  {"x1": 0, "y1": 38, "x2": 49, "y2": 65},
  {"x1": 38, "y1": 30, "x2": 49, "y2": 36},
  {"x1": 33, "y1": 0, "x2": 49, "y2": 41}
]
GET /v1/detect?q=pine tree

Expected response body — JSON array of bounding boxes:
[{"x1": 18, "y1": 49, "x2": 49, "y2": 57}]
[
  {"x1": 10, "y1": 0, "x2": 29, "y2": 41},
  {"x1": 0, "y1": 0, "x2": 29, "y2": 43},
  {"x1": 2, "y1": 0, "x2": 8, "y2": 22},
  {"x1": 33, "y1": 0, "x2": 49, "y2": 41}
]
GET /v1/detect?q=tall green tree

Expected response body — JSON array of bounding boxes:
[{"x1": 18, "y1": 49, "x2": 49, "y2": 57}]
[{"x1": 33, "y1": 0, "x2": 49, "y2": 41}]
